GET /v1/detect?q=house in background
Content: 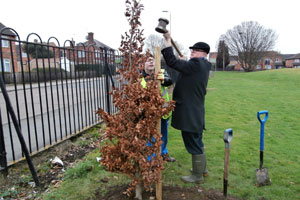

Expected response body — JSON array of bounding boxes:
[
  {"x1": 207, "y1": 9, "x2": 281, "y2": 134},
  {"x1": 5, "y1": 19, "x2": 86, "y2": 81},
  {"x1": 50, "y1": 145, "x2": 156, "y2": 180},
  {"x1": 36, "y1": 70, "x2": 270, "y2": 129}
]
[
  {"x1": 285, "y1": 53, "x2": 300, "y2": 68},
  {"x1": 13, "y1": 30, "x2": 115, "y2": 72},
  {"x1": 208, "y1": 52, "x2": 217, "y2": 67},
  {"x1": 0, "y1": 22, "x2": 18, "y2": 72},
  {"x1": 209, "y1": 52, "x2": 240, "y2": 70},
  {"x1": 16, "y1": 39, "x2": 60, "y2": 72},
  {"x1": 24, "y1": 32, "x2": 114, "y2": 72},
  {"x1": 256, "y1": 51, "x2": 282, "y2": 70},
  {"x1": 83, "y1": 32, "x2": 113, "y2": 50},
  {"x1": 256, "y1": 52, "x2": 300, "y2": 70},
  {"x1": 229, "y1": 57, "x2": 240, "y2": 70},
  {"x1": 16, "y1": 44, "x2": 30, "y2": 71},
  {"x1": 76, "y1": 32, "x2": 114, "y2": 64},
  {"x1": 210, "y1": 50, "x2": 300, "y2": 71}
]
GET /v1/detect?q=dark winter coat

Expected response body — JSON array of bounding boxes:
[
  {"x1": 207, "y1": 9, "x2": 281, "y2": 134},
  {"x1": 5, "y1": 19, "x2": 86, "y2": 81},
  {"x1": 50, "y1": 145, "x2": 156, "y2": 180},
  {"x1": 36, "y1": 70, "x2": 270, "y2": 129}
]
[{"x1": 161, "y1": 47, "x2": 211, "y2": 133}]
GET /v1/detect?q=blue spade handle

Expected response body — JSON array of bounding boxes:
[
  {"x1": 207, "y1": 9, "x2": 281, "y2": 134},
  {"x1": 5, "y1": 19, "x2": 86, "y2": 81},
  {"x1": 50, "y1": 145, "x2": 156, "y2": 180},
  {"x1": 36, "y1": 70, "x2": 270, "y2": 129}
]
[{"x1": 257, "y1": 110, "x2": 268, "y2": 151}]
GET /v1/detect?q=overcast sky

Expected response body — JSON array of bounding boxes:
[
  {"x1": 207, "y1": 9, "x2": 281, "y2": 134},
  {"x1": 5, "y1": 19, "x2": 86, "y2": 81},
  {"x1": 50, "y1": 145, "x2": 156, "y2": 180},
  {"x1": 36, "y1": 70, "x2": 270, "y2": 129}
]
[{"x1": 1, "y1": 0, "x2": 300, "y2": 54}]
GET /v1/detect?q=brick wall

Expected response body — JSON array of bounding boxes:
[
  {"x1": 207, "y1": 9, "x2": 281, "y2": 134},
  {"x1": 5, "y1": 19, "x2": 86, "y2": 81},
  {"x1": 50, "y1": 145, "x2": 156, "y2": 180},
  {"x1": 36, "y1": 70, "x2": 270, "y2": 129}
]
[{"x1": 1, "y1": 35, "x2": 18, "y2": 72}]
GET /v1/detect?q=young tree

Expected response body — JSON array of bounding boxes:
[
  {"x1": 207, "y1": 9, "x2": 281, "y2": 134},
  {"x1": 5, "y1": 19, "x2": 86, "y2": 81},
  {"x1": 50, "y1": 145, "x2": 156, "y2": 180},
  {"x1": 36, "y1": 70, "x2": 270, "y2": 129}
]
[
  {"x1": 223, "y1": 21, "x2": 277, "y2": 72},
  {"x1": 216, "y1": 40, "x2": 230, "y2": 70},
  {"x1": 96, "y1": 0, "x2": 174, "y2": 197}
]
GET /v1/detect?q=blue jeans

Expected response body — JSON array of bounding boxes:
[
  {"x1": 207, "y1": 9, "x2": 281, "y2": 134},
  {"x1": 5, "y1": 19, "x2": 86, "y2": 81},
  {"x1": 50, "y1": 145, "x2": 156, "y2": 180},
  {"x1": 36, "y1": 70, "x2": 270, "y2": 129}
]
[
  {"x1": 147, "y1": 118, "x2": 170, "y2": 161},
  {"x1": 161, "y1": 118, "x2": 169, "y2": 156}
]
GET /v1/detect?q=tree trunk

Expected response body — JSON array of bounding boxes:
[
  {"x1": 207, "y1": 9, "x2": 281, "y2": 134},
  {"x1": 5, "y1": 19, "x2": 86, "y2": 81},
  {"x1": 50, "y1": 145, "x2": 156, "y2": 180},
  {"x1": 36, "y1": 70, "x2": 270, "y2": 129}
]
[{"x1": 135, "y1": 173, "x2": 143, "y2": 200}]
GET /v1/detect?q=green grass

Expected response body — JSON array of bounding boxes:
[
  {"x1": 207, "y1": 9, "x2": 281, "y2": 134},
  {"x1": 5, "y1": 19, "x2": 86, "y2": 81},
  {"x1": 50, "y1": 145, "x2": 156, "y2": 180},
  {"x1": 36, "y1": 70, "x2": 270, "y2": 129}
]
[
  {"x1": 43, "y1": 68, "x2": 300, "y2": 200},
  {"x1": 164, "y1": 68, "x2": 300, "y2": 200},
  {"x1": 42, "y1": 149, "x2": 131, "y2": 200}
]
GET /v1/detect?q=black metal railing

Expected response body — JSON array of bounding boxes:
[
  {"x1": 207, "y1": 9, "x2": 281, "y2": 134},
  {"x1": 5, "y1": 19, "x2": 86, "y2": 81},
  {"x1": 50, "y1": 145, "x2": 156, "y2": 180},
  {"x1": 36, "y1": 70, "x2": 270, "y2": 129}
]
[{"x1": 0, "y1": 27, "x2": 122, "y2": 172}]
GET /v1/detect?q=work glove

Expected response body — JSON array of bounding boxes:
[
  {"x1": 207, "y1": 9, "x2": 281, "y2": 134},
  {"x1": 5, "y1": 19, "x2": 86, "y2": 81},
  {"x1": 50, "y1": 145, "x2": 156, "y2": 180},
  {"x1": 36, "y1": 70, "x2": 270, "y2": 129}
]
[{"x1": 157, "y1": 69, "x2": 165, "y2": 82}]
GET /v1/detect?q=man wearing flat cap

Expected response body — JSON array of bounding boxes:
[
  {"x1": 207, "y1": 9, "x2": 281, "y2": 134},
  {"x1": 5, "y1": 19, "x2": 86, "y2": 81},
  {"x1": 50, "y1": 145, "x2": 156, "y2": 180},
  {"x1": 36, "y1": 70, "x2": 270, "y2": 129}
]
[{"x1": 161, "y1": 32, "x2": 211, "y2": 184}]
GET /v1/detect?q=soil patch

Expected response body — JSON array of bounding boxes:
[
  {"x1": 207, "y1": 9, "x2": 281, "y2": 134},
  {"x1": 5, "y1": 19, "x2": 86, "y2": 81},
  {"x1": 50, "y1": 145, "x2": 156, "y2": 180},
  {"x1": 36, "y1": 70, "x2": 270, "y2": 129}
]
[{"x1": 95, "y1": 184, "x2": 241, "y2": 200}]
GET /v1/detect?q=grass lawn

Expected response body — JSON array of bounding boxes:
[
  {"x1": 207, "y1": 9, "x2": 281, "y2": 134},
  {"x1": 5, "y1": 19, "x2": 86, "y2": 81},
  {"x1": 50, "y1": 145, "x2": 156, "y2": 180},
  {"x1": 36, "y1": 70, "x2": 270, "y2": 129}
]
[
  {"x1": 166, "y1": 68, "x2": 300, "y2": 200},
  {"x1": 43, "y1": 68, "x2": 300, "y2": 200}
]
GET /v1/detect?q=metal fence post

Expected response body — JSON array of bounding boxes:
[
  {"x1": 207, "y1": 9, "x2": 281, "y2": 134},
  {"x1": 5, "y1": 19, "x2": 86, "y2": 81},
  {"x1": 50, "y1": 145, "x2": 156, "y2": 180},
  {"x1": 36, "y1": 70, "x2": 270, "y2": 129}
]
[
  {"x1": 0, "y1": 107, "x2": 8, "y2": 176},
  {"x1": 104, "y1": 48, "x2": 111, "y2": 114},
  {"x1": 0, "y1": 75, "x2": 40, "y2": 186}
]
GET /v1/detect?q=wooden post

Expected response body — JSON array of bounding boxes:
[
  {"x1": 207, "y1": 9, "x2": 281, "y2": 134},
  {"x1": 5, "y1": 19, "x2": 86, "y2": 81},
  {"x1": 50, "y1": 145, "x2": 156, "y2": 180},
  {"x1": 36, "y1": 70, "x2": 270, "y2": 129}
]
[
  {"x1": 155, "y1": 47, "x2": 162, "y2": 200},
  {"x1": 223, "y1": 129, "x2": 233, "y2": 199}
]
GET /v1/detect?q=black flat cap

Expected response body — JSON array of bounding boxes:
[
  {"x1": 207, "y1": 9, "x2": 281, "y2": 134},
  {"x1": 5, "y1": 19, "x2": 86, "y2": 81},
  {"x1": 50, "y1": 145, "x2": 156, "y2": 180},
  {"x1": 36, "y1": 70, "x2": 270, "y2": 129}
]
[{"x1": 189, "y1": 42, "x2": 210, "y2": 54}]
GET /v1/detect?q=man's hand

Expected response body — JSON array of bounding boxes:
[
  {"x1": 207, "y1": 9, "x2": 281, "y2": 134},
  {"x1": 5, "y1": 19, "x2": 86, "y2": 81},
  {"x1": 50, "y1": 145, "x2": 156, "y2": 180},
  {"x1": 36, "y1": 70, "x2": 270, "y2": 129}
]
[
  {"x1": 163, "y1": 32, "x2": 172, "y2": 47},
  {"x1": 163, "y1": 32, "x2": 171, "y2": 40},
  {"x1": 156, "y1": 69, "x2": 165, "y2": 83},
  {"x1": 179, "y1": 55, "x2": 187, "y2": 60}
]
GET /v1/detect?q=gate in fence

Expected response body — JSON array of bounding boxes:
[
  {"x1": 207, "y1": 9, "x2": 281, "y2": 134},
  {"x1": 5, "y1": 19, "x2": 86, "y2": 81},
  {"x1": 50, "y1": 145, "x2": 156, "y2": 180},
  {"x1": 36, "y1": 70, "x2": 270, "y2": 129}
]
[{"x1": 0, "y1": 27, "x2": 122, "y2": 172}]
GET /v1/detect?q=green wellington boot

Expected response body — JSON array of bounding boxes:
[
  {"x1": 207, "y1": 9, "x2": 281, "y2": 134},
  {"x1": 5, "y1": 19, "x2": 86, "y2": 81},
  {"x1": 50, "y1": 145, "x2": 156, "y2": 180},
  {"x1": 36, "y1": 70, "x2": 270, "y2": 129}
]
[
  {"x1": 190, "y1": 148, "x2": 208, "y2": 176},
  {"x1": 181, "y1": 154, "x2": 205, "y2": 183}
]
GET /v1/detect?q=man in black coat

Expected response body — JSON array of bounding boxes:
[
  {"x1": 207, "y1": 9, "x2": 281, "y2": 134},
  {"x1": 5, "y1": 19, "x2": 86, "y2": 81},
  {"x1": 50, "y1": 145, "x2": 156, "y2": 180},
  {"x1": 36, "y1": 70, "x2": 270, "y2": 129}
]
[{"x1": 161, "y1": 32, "x2": 211, "y2": 183}]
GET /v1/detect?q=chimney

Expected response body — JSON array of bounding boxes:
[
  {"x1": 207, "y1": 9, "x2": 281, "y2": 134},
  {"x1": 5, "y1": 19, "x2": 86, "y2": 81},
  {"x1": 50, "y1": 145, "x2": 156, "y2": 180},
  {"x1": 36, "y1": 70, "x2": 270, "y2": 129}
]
[
  {"x1": 88, "y1": 32, "x2": 94, "y2": 44},
  {"x1": 71, "y1": 38, "x2": 75, "y2": 47}
]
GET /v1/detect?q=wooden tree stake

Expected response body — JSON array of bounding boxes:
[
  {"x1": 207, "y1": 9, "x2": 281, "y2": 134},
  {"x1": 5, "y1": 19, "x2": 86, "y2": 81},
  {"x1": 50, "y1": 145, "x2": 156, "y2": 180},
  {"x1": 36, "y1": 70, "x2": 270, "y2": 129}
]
[{"x1": 155, "y1": 46, "x2": 162, "y2": 200}]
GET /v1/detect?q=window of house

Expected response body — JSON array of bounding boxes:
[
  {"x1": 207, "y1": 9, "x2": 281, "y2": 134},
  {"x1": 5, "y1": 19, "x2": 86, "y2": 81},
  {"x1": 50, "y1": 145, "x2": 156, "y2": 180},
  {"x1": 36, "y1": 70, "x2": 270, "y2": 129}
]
[
  {"x1": 0, "y1": 59, "x2": 11, "y2": 72},
  {"x1": 78, "y1": 51, "x2": 85, "y2": 58},
  {"x1": 22, "y1": 52, "x2": 27, "y2": 58},
  {"x1": 295, "y1": 59, "x2": 300, "y2": 63},
  {"x1": 95, "y1": 50, "x2": 100, "y2": 58},
  {"x1": 60, "y1": 50, "x2": 66, "y2": 58},
  {"x1": 256, "y1": 65, "x2": 261, "y2": 69},
  {"x1": 275, "y1": 58, "x2": 280, "y2": 62},
  {"x1": 265, "y1": 58, "x2": 271, "y2": 65},
  {"x1": 1, "y1": 36, "x2": 9, "y2": 47}
]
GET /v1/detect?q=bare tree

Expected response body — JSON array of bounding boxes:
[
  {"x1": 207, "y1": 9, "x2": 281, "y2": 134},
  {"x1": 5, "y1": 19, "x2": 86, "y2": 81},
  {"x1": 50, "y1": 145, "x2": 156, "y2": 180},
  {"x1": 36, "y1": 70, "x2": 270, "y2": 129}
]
[
  {"x1": 144, "y1": 34, "x2": 164, "y2": 55},
  {"x1": 144, "y1": 34, "x2": 189, "y2": 58},
  {"x1": 223, "y1": 21, "x2": 277, "y2": 72}
]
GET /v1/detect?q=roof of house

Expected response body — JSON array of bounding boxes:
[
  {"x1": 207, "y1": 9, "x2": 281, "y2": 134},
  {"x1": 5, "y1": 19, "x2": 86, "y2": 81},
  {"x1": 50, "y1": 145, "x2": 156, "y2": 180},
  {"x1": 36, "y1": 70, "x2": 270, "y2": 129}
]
[
  {"x1": 285, "y1": 53, "x2": 300, "y2": 60},
  {"x1": 82, "y1": 39, "x2": 114, "y2": 50},
  {"x1": 280, "y1": 54, "x2": 295, "y2": 60},
  {"x1": 0, "y1": 22, "x2": 16, "y2": 37},
  {"x1": 208, "y1": 52, "x2": 217, "y2": 59}
]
